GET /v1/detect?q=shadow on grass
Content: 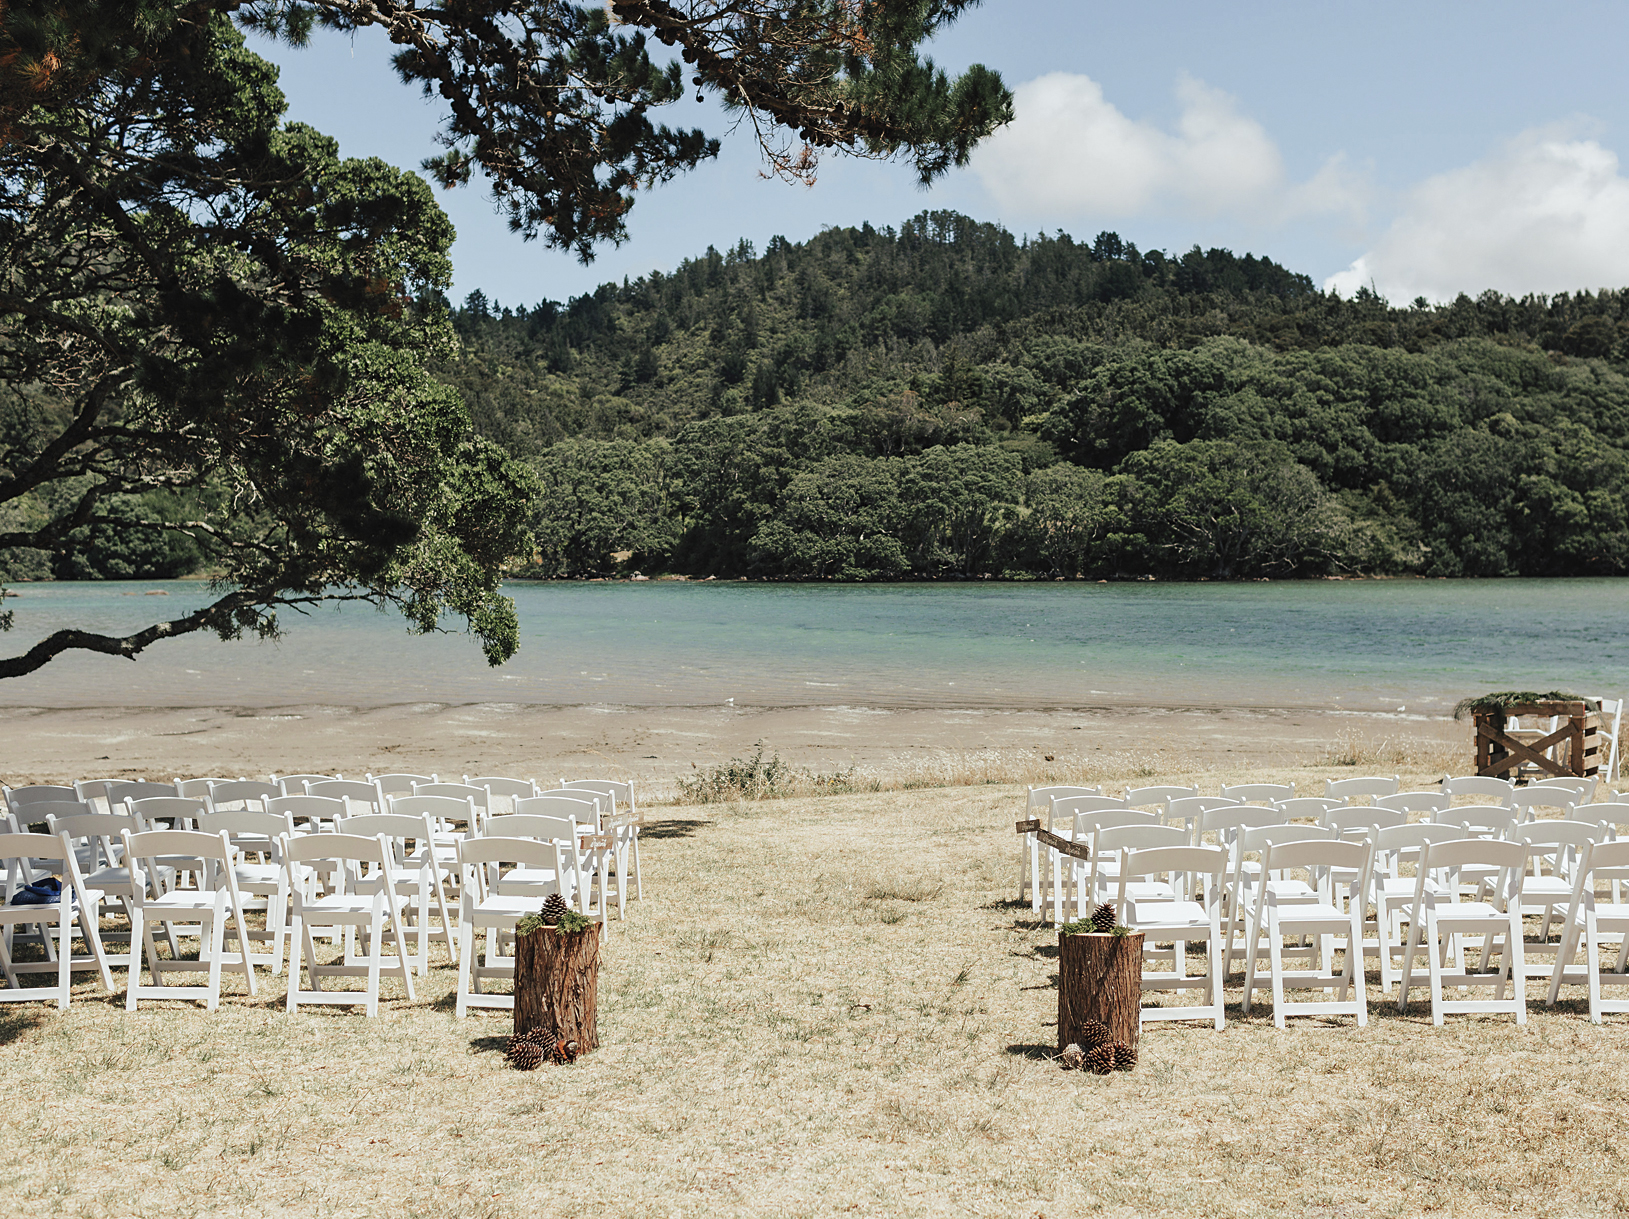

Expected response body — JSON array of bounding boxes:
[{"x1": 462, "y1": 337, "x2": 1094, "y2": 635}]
[
  {"x1": 641, "y1": 818, "x2": 708, "y2": 841},
  {"x1": 0, "y1": 1008, "x2": 47, "y2": 1046},
  {"x1": 1004, "y1": 1042, "x2": 1058, "y2": 1060},
  {"x1": 468, "y1": 1033, "x2": 509, "y2": 1055}
]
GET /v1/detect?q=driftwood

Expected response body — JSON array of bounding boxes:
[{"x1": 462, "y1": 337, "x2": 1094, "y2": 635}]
[
  {"x1": 1058, "y1": 931, "x2": 1143, "y2": 1054},
  {"x1": 514, "y1": 925, "x2": 600, "y2": 1054}
]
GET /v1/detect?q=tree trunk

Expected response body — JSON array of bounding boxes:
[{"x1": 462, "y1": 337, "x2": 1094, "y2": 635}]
[
  {"x1": 1058, "y1": 931, "x2": 1143, "y2": 1053},
  {"x1": 514, "y1": 925, "x2": 600, "y2": 1054}
]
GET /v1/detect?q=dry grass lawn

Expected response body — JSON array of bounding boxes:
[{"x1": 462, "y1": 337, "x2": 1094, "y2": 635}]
[{"x1": 4, "y1": 759, "x2": 1628, "y2": 1217}]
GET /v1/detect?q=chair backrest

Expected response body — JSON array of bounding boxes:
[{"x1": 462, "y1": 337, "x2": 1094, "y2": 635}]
[
  {"x1": 1441, "y1": 775, "x2": 1515, "y2": 803},
  {"x1": 1070, "y1": 808, "x2": 1157, "y2": 838},
  {"x1": 1575, "y1": 838, "x2": 1629, "y2": 893},
  {"x1": 465, "y1": 776, "x2": 540, "y2": 801},
  {"x1": 267, "y1": 794, "x2": 349, "y2": 831},
  {"x1": 456, "y1": 834, "x2": 565, "y2": 872},
  {"x1": 207, "y1": 780, "x2": 283, "y2": 812},
  {"x1": 1219, "y1": 782, "x2": 1294, "y2": 805},
  {"x1": 1118, "y1": 844, "x2": 1229, "y2": 882},
  {"x1": 304, "y1": 780, "x2": 386, "y2": 813},
  {"x1": 1419, "y1": 836, "x2": 1527, "y2": 879},
  {"x1": 1165, "y1": 796, "x2": 1239, "y2": 822},
  {"x1": 1026, "y1": 785, "x2": 1098, "y2": 814},
  {"x1": 516, "y1": 795, "x2": 600, "y2": 823},
  {"x1": 1323, "y1": 775, "x2": 1400, "y2": 803},
  {"x1": 1571, "y1": 801, "x2": 1629, "y2": 834},
  {"x1": 174, "y1": 777, "x2": 238, "y2": 799},
  {"x1": 1376, "y1": 791, "x2": 1451, "y2": 815},
  {"x1": 1524, "y1": 776, "x2": 1592, "y2": 799},
  {"x1": 367, "y1": 773, "x2": 438, "y2": 796},
  {"x1": 121, "y1": 828, "x2": 232, "y2": 869},
  {"x1": 1122, "y1": 785, "x2": 1198, "y2": 809},
  {"x1": 413, "y1": 782, "x2": 492, "y2": 810},
  {"x1": 16, "y1": 799, "x2": 94, "y2": 826},
  {"x1": 1258, "y1": 837, "x2": 1371, "y2": 880},
  {"x1": 1275, "y1": 797, "x2": 1345, "y2": 821},
  {"x1": 282, "y1": 831, "x2": 391, "y2": 869},
  {"x1": 198, "y1": 809, "x2": 297, "y2": 851},
  {"x1": 272, "y1": 774, "x2": 339, "y2": 796},
  {"x1": 1515, "y1": 821, "x2": 1604, "y2": 852},
  {"x1": 484, "y1": 813, "x2": 580, "y2": 844},
  {"x1": 561, "y1": 779, "x2": 635, "y2": 815},
  {"x1": 1509, "y1": 789, "x2": 1578, "y2": 819},
  {"x1": 1374, "y1": 822, "x2": 1469, "y2": 855},
  {"x1": 0, "y1": 830, "x2": 70, "y2": 867},
  {"x1": 337, "y1": 812, "x2": 434, "y2": 840},
  {"x1": 1323, "y1": 807, "x2": 1407, "y2": 838},
  {"x1": 126, "y1": 796, "x2": 208, "y2": 829},
  {"x1": 97, "y1": 780, "x2": 179, "y2": 808},
  {"x1": 1237, "y1": 823, "x2": 1334, "y2": 854},
  {"x1": 47, "y1": 812, "x2": 140, "y2": 870},
  {"x1": 5, "y1": 784, "x2": 76, "y2": 813},
  {"x1": 1093, "y1": 824, "x2": 1188, "y2": 854},
  {"x1": 1198, "y1": 805, "x2": 1286, "y2": 842},
  {"x1": 388, "y1": 794, "x2": 478, "y2": 832},
  {"x1": 1048, "y1": 794, "x2": 1126, "y2": 830}
]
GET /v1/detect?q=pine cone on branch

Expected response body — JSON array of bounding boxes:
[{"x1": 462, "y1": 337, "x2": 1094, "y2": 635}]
[
  {"x1": 1090, "y1": 903, "x2": 1117, "y2": 933},
  {"x1": 1084, "y1": 1043, "x2": 1116, "y2": 1075}
]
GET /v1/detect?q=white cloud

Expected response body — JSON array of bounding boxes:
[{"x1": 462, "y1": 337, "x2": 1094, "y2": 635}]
[
  {"x1": 1325, "y1": 128, "x2": 1629, "y2": 302},
  {"x1": 970, "y1": 72, "x2": 1361, "y2": 224}
]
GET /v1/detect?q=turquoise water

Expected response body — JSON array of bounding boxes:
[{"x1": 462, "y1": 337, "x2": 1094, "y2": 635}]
[{"x1": 0, "y1": 578, "x2": 1624, "y2": 711}]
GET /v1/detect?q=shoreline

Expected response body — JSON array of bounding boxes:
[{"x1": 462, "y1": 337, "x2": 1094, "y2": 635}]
[{"x1": 0, "y1": 700, "x2": 1470, "y2": 790}]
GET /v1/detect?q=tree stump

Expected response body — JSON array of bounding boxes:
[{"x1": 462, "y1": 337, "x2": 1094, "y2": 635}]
[
  {"x1": 514, "y1": 925, "x2": 600, "y2": 1054},
  {"x1": 1058, "y1": 931, "x2": 1143, "y2": 1054}
]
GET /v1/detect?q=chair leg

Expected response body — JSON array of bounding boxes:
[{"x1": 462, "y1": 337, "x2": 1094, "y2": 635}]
[
  {"x1": 1268, "y1": 914, "x2": 1287, "y2": 1029},
  {"x1": 55, "y1": 910, "x2": 71, "y2": 1011},
  {"x1": 1426, "y1": 911, "x2": 1445, "y2": 1026},
  {"x1": 204, "y1": 898, "x2": 225, "y2": 1012},
  {"x1": 286, "y1": 913, "x2": 304, "y2": 1014},
  {"x1": 1510, "y1": 911, "x2": 1527, "y2": 1024},
  {"x1": 455, "y1": 920, "x2": 474, "y2": 1019},
  {"x1": 126, "y1": 907, "x2": 146, "y2": 1012}
]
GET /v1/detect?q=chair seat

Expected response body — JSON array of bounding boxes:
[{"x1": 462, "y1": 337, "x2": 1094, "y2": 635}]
[
  {"x1": 1127, "y1": 899, "x2": 1210, "y2": 928},
  {"x1": 468, "y1": 895, "x2": 537, "y2": 924},
  {"x1": 301, "y1": 893, "x2": 408, "y2": 919},
  {"x1": 497, "y1": 865, "x2": 562, "y2": 891},
  {"x1": 233, "y1": 864, "x2": 282, "y2": 887},
  {"x1": 85, "y1": 864, "x2": 176, "y2": 892},
  {"x1": 1266, "y1": 900, "x2": 1350, "y2": 929}
]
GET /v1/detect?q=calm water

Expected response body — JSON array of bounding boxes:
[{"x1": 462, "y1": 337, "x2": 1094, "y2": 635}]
[{"x1": 0, "y1": 579, "x2": 1624, "y2": 711}]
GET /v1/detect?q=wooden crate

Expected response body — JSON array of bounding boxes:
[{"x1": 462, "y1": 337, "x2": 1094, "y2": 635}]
[{"x1": 1472, "y1": 700, "x2": 1601, "y2": 780}]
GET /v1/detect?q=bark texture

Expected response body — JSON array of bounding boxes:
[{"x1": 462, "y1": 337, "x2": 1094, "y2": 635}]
[
  {"x1": 514, "y1": 926, "x2": 600, "y2": 1053},
  {"x1": 1058, "y1": 931, "x2": 1143, "y2": 1053}
]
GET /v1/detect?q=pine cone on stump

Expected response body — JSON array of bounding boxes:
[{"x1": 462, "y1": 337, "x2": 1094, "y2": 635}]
[
  {"x1": 1090, "y1": 903, "x2": 1117, "y2": 933},
  {"x1": 1112, "y1": 1041, "x2": 1137, "y2": 1072},
  {"x1": 1078, "y1": 1019, "x2": 1110, "y2": 1049},
  {"x1": 541, "y1": 892, "x2": 571, "y2": 924},
  {"x1": 1084, "y1": 1043, "x2": 1116, "y2": 1075}
]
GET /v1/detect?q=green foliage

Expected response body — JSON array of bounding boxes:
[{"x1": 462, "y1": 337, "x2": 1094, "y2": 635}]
[
  {"x1": 516, "y1": 907, "x2": 593, "y2": 935},
  {"x1": 447, "y1": 212, "x2": 1629, "y2": 582},
  {"x1": 677, "y1": 741, "x2": 798, "y2": 803},
  {"x1": 1453, "y1": 692, "x2": 1593, "y2": 720},
  {"x1": 0, "y1": 17, "x2": 534, "y2": 676}
]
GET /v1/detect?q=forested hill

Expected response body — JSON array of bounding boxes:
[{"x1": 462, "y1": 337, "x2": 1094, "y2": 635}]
[{"x1": 441, "y1": 210, "x2": 1629, "y2": 582}]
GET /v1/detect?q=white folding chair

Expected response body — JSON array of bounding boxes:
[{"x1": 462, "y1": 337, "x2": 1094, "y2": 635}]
[
  {"x1": 4, "y1": 785, "x2": 77, "y2": 821},
  {"x1": 1324, "y1": 775, "x2": 1399, "y2": 804},
  {"x1": 1397, "y1": 838, "x2": 1528, "y2": 1025},
  {"x1": 517, "y1": 796, "x2": 619, "y2": 921},
  {"x1": 1510, "y1": 788, "x2": 1579, "y2": 823},
  {"x1": 205, "y1": 780, "x2": 282, "y2": 815},
  {"x1": 336, "y1": 811, "x2": 452, "y2": 976},
  {"x1": 1113, "y1": 845, "x2": 1229, "y2": 1030},
  {"x1": 1546, "y1": 839, "x2": 1629, "y2": 1020},
  {"x1": 1372, "y1": 823, "x2": 1466, "y2": 992},
  {"x1": 1045, "y1": 794, "x2": 1126, "y2": 920},
  {"x1": 368, "y1": 773, "x2": 438, "y2": 800},
  {"x1": 1243, "y1": 837, "x2": 1373, "y2": 1027},
  {"x1": 0, "y1": 831, "x2": 111, "y2": 1004},
  {"x1": 1510, "y1": 821, "x2": 1605, "y2": 979},
  {"x1": 454, "y1": 835, "x2": 572, "y2": 1017},
  {"x1": 1274, "y1": 797, "x2": 1346, "y2": 822},
  {"x1": 197, "y1": 810, "x2": 299, "y2": 975},
  {"x1": 1588, "y1": 696, "x2": 1624, "y2": 785},
  {"x1": 45, "y1": 811, "x2": 157, "y2": 971},
  {"x1": 465, "y1": 776, "x2": 540, "y2": 819},
  {"x1": 1227, "y1": 823, "x2": 1333, "y2": 986},
  {"x1": 284, "y1": 832, "x2": 416, "y2": 1016},
  {"x1": 1056, "y1": 804, "x2": 1151, "y2": 924},
  {"x1": 121, "y1": 828, "x2": 258, "y2": 1011},
  {"x1": 174, "y1": 777, "x2": 239, "y2": 800},
  {"x1": 492, "y1": 810, "x2": 594, "y2": 917},
  {"x1": 1018, "y1": 785, "x2": 1099, "y2": 905},
  {"x1": 560, "y1": 779, "x2": 644, "y2": 900}
]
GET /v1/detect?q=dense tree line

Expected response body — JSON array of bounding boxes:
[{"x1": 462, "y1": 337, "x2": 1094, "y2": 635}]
[{"x1": 446, "y1": 212, "x2": 1629, "y2": 580}]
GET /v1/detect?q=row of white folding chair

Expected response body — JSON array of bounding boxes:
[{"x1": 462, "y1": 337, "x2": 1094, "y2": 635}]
[
  {"x1": 560, "y1": 778, "x2": 644, "y2": 901},
  {"x1": 0, "y1": 831, "x2": 114, "y2": 1007},
  {"x1": 1022, "y1": 785, "x2": 1101, "y2": 909},
  {"x1": 1546, "y1": 838, "x2": 1629, "y2": 1020}
]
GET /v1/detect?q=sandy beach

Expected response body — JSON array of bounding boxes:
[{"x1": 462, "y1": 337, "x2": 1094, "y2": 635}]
[{"x1": 0, "y1": 701, "x2": 1469, "y2": 792}]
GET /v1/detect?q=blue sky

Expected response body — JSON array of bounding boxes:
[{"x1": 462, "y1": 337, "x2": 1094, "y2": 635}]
[{"x1": 253, "y1": 2, "x2": 1629, "y2": 308}]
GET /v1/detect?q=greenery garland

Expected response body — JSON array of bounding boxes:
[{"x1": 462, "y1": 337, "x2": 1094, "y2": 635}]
[{"x1": 1452, "y1": 691, "x2": 1597, "y2": 720}]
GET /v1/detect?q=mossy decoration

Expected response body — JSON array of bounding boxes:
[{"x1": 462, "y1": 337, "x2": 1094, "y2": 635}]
[
  {"x1": 1453, "y1": 691, "x2": 1595, "y2": 720},
  {"x1": 516, "y1": 903, "x2": 594, "y2": 936}
]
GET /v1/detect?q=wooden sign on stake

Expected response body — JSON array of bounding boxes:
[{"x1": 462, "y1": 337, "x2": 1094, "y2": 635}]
[{"x1": 1015, "y1": 818, "x2": 1091, "y2": 862}]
